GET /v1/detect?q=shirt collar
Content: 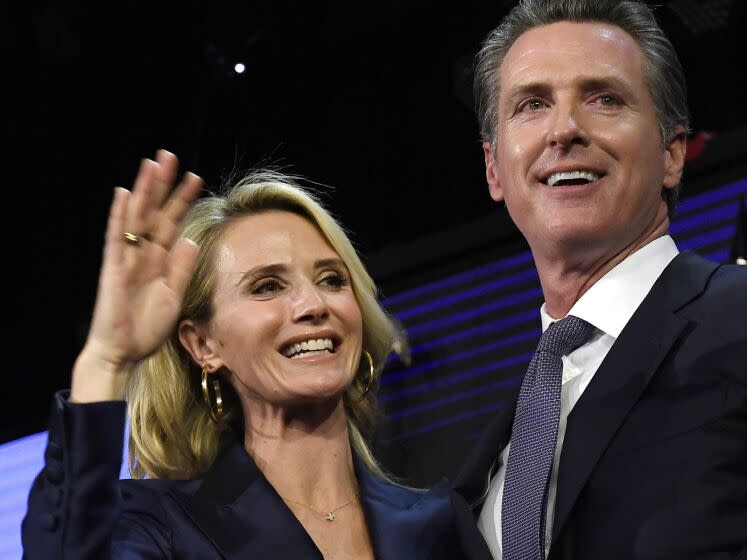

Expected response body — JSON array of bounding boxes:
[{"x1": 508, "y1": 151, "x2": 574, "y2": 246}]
[{"x1": 540, "y1": 235, "x2": 679, "y2": 338}]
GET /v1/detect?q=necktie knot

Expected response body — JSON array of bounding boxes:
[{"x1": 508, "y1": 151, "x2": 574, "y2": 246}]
[{"x1": 537, "y1": 315, "x2": 595, "y2": 358}]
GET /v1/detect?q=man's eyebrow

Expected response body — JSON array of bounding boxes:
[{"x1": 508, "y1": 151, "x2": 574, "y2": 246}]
[
  {"x1": 501, "y1": 76, "x2": 636, "y2": 104},
  {"x1": 502, "y1": 82, "x2": 551, "y2": 103},
  {"x1": 578, "y1": 76, "x2": 635, "y2": 95}
]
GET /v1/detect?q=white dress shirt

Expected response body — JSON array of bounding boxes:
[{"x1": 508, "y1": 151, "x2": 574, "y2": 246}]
[{"x1": 477, "y1": 236, "x2": 680, "y2": 559}]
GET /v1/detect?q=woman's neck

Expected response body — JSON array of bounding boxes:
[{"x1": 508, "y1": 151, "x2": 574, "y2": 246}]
[{"x1": 243, "y1": 398, "x2": 358, "y2": 508}]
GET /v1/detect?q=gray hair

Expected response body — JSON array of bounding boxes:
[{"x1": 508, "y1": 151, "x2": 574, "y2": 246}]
[{"x1": 474, "y1": 0, "x2": 689, "y2": 217}]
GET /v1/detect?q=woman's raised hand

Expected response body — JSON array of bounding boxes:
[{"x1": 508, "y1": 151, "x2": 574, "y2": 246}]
[{"x1": 71, "y1": 150, "x2": 203, "y2": 402}]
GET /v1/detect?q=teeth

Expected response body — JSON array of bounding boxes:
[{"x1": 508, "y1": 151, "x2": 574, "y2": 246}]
[
  {"x1": 283, "y1": 338, "x2": 334, "y2": 358},
  {"x1": 546, "y1": 170, "x2": 599, "y2": 186},
  {"x1": 290, "y1": 349, "x2": 328, "y2": 360}
]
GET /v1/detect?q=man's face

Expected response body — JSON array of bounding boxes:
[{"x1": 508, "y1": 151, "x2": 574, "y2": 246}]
[{"x1": 484, "y1": 22, "x2": 685, "y2": 260}]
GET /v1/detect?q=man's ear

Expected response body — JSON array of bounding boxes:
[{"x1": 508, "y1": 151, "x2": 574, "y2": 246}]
[
  {"x1": 178, "y1": 319, "x2": 224, "y2": 371},
  {"x1": 663, "y1": 125, "x2": 687, "y2": 190},
  {"x1": 483, "y1": 140, "x2": 504, "y2": 202}
]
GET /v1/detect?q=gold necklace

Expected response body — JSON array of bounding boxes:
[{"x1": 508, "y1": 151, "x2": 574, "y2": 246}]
[{"x1": 280, "y1": 493, "x2": 358, "y2": 522}]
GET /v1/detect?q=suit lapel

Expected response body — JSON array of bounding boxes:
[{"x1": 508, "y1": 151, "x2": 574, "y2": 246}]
[
  {"x1": 356, "y1": 458, "x2": 456, "y2": 560},
  {"x1": 170, "y1": 439, "x2": 321, "y2": 560},
  {"x1": 168, "y1": 438, "x2": 459, "y2": 560},
  {"x1": 551, "y1": 252, "x2": 718, "y2": 542}
]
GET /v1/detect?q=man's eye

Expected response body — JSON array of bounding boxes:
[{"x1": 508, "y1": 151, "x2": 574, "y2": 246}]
[
  {"x1": 519, "y1": 98, "x2": 545, "y2": 112},
  {"x1": 598, "y1": 94, "x2": 620, "y2": 106}
]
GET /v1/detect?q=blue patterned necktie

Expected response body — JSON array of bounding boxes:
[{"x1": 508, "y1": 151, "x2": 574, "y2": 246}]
[{"x1": 501, "y1": 315, "x2": 595, "y2": 560}]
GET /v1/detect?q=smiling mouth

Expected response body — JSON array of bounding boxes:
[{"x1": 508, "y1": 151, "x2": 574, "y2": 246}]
[
  {"x1": 542, "y1": 170, "x2": 601, "y2": 186},
  {"x1": 282, "y1": 338, "x2": 336, "y2": 359}
]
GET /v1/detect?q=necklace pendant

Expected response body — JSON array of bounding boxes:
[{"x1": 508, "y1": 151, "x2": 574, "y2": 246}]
[{"x1": 325, "y1": 512, "x2": 335, "y2": 521}]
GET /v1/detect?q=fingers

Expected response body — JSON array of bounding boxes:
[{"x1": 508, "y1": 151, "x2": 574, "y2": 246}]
[
  {"x1": 102, "y1": 187, "x2": 130, "y2": 271},
  {"x1": 150, "y1": 171, "x2": 203, "y2": 249},
  {"x1": 124, "y1": 150, "x2": 202, "y2": 251},
  {"x1": 126, "y1": 150, "x2": 179, "y2": 242},
  {"x1": 127, "y1": 158, "x2": 159, "y2": 240},
  {"x1": 94, "y1": 187, "x2": 130, "y2": 316},
  {"x1": 166, "y1": 238, "x2": 200, "y2": 299},
  {"x1": 151, "y1": 149, "x2": 179, "y2": 209}
]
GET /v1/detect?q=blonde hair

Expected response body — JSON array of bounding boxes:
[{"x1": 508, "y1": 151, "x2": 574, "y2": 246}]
[{"x1": 126, "y1": 170, "x2": 402, "y2": 480}]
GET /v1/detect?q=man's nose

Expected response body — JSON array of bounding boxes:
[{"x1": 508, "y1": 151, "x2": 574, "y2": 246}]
[
  {"x1": 291, "y1": 282, "x2": 330, "y2": 323},
  {"x1": 546, "y1": 100, "x2": 589, "y2": 149}
]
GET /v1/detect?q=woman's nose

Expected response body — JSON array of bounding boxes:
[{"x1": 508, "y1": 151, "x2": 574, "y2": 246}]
[{"x1": 291, "y1": 282, "x2": 330, "y2": 323}]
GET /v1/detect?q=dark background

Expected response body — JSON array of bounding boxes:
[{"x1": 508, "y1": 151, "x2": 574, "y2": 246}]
[{"x1": 5, "y1": 0, "x2": 746, "y2": 445}]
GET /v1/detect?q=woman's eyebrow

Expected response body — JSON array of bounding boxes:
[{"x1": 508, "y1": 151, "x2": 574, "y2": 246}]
[{"x1": 236, "y1": 263, "x2": 287, "y2": 287}]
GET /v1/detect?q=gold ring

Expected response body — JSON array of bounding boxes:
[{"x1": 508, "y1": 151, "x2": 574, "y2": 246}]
[
  {"x1": 124, "y1": 232, "x2": 152, "y2": 246},
  {"x1": 123, "y1": 232, "x2": 141, "y2": 246}
]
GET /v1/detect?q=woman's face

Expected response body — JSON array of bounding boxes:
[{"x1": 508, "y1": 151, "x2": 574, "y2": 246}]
[{"x1": 200, "y1": 210, "x2": 363, "y2": 407}]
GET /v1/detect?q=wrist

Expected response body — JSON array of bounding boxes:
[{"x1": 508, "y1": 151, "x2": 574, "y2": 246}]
[{"x1": 70, "y1": 346, "x2": 133, "y2": 403}]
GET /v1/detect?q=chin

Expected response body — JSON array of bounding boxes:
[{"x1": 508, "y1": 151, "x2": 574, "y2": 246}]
[
  {"x1": 300, "y1": 375, "x2": 351, "y2": 400},
  {"x1": 535, "y1": 218, "x2": 607, "y2": 249}
]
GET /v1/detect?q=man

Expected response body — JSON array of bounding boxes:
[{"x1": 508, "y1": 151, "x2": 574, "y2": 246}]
[{"x1": 453, "y1": 1, "x2": 747, "y2": 559}]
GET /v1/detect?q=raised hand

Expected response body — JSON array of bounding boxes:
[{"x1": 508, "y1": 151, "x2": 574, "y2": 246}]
[{"x1": 71, "y1": 150, "x2": 203, "y2": 402}]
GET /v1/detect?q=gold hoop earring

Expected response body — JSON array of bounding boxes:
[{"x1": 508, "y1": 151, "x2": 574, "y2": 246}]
[
  {"x1": 201, "y1": 363, "x2": 223, "y2": 423},
  {"x1": 353, "y1": 351, "x2": 375, "y2": 403}
]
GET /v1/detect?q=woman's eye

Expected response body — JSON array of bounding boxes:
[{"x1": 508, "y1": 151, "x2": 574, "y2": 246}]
[
  {"x1": 319, "y1": 273, "x2": 347, "y2": 288},
  {"x1": 252, "y1": 279, "x2": 282, "y2": 295}
]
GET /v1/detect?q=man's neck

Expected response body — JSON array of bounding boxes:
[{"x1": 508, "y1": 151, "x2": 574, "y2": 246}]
[{"x1": 534, "y1": 220, "x2": 670, "y2": 319}]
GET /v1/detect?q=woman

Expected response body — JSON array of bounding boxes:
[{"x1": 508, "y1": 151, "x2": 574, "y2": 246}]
[{"x1": 22, "y1": 150, "x2": 490, "y2": 559}]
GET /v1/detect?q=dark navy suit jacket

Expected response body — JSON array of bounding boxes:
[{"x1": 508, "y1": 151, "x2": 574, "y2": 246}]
[
  {"x1": 22, "y1": 392, "x2": 491, "y2": 559},
  {"x1": 454, "y1": 252, "x2": 747, "y2": 559}
]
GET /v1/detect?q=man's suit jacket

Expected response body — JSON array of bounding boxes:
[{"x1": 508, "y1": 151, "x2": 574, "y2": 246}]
[
  {"x1": 454, "y1": 251, "x2": 747, "y2": 560},
  {"x1": 22, "y1": 391, "x2": 492, "y2": 559}
]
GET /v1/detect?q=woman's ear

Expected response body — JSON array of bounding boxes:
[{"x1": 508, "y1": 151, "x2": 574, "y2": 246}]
[{"x1": 178, "y1": 319, "x2": 224, "y2": 370}]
